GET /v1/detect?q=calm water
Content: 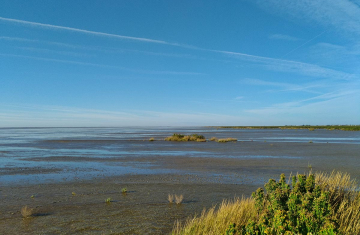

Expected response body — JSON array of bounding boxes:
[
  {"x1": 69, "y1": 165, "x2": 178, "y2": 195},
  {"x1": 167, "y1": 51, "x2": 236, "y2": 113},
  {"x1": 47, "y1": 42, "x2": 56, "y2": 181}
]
[{"x1": 0, "y1": 127, "x2": 359, "y2": 185}]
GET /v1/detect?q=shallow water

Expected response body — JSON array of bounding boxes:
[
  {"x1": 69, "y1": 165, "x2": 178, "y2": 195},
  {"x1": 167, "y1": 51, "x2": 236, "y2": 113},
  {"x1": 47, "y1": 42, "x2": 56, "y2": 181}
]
[{"x1": 0, "y1": 127, "x2": 359, "y2": 185}]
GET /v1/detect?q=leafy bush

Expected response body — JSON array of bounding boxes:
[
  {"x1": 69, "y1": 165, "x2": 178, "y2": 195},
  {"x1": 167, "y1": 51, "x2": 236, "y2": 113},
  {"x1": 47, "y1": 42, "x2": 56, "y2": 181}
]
[{"x1": 236, "y1": 174, "x2": 339, "y2": 234}]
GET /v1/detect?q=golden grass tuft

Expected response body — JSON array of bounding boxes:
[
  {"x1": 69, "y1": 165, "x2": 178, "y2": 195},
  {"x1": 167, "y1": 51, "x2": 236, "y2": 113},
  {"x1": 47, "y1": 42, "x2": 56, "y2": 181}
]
[
  {"x1": 209, "y1": 137, "x2": 218, "y2": 141},
  {"x1": 149, "y1": 137, "x2": 155, "y2": 141},
  {"x1": 216, "y1": 138, "x2": 237, "y2": 143},
  {"x1": 172, "y1": 197, "x2": 255, "y2": 235},
  {"x1": 168, "y1": 194, "x2": 174, "y2": 203},
  {"x1": 175, "y1": 194, "x2": 184, "y2": 205},
  {"x1": 21, "y1": 206, "x2": 34, "y2": 218},
  {"x1": 165, "y1": 134, "x2": 206, "y2": 142}
]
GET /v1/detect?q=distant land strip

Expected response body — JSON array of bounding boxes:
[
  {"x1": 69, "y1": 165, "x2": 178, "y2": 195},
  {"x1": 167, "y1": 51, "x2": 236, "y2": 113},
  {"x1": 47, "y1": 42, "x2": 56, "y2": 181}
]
[{"x1": 211, "y1": 125, "x2": 360, "y2": 131}]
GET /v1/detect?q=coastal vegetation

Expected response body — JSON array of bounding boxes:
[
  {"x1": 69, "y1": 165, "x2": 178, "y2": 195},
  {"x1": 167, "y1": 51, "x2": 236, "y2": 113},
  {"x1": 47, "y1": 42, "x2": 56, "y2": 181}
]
[
  {"x1": 175, "y1": 194, "x2": 184, "y2": 205},
  {"x1": 21, "y1": 206, "x2": 34, "y2": 218},
  {"x1": 165, "y1": 134, "x2": 206, "y2": 142},
  {"x1": 217, "y1": 138, "x2": 237, "y2": 143},
  {"x1": 168, "y1": 194, "x2": 184, "y2": 205},
  {"x1": 172, "y1": 171, "x2": 360, "y2": 235},
  {"x1": 209, "y1": 137, "x2": 237, "y2": 142},
  {"x1": 215, "y1": 125, "x2": 360, "y2": 131}
]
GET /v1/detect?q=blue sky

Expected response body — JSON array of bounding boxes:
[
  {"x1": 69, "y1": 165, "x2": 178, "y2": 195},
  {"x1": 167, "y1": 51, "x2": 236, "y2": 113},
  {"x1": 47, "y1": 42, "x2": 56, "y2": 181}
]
[{"x1": 0, "y1": 0, "x2": 359, "y2": 127}]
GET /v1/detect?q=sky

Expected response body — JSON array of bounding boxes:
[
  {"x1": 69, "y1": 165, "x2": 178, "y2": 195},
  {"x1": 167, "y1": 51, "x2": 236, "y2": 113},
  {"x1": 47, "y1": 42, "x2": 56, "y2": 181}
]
[{"x1": 0, "y1": 0, "x2": 359, "y2": 127}]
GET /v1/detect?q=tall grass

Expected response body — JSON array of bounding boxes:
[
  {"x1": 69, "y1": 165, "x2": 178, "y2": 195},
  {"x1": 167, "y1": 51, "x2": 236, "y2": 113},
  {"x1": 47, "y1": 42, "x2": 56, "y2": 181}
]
[
  {"x1": 172, "y1": 197, "x2": 255, "y2": 235},
  {"x1": 172, "y1": 171, "x2": 360, "y2": 235},
  {"x1": 316, "y1": 171, "x2": 360, "y2": 234}
]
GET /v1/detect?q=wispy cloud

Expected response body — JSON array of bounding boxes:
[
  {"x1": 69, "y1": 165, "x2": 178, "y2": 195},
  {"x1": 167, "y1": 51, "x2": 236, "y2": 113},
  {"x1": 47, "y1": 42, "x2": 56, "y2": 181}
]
[
  {"x1": 245, "y1": 89, "x2": 360, "y2": 115},
  {"x1": 0, "y1": 103, "x2": 248, "y2": 127},
  {"x1": 213, "y1": 49, "x2": 353, "y2": 80},
  {"x1": 269, "y1": 34, "x2": 300, "y2": 41},
  {"x1": 255, "y1": 0, "x2": 360, "y2": 37},
  {"x1": 0, "y1": 53, "x2": 203, "y2": 75},
  {"x1": 0, "y1": 36, "x2": 198, "y2": 59},
  {"x1": 241, "y1": 78, "x2": 324, "y2": 94},
  {"x1": 1, "y1": 17, "x2": 355, "y2": 80}
]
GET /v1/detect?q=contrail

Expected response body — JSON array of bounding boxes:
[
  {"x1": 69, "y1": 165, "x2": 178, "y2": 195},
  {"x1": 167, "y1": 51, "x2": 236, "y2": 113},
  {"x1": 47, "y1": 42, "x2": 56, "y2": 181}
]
[
  {"x1": 0, "y1": 16, "x2": 169, "y2": 45},
  {"x1": 281, "y1": 31, "x2": 327, "y2": 58}
]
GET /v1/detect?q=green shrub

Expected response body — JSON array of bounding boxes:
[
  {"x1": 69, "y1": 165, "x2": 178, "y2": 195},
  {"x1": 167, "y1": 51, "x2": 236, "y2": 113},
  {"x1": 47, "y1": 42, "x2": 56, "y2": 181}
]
[{"x1": 238, "y1": 174, "x2": 338, "y2": 235}]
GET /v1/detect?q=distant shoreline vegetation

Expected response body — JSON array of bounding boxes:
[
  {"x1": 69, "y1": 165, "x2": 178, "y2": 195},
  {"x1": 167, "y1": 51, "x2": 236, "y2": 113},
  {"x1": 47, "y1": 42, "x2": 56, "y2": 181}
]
[
  {"x1": 212, "y1": 125, "x2": 360, "y2": 131},
  {"x1": 165, "y1": 133, "x2": 206, "y2": 142}
]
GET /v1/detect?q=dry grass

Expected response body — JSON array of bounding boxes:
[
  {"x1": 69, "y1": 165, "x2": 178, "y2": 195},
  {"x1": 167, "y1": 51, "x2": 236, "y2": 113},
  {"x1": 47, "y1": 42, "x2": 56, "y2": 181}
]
[
  {"x1": 175, "y1": 194, "x2": 184, "y2": 204},
  {"x1": 315, "y1": 171, "x2": 360, "y2": 234},
  {"x1": 165, "y1": 134, "x2": 206, "y2": 142},
  {"x1": 209, "y1": 137, "x2": 218, "y2": 141},
  {"x1": 21, "y1": 206, "x2": 34, "y2": 218},
  {"x1": 216, "y1": 138, "x2": 237, "y2": 143},
  {"x1": 172, "y1": 197, "x2": 255, "y2": 235},
  {"x1": 168, "y1": 194, "x2": 174, "y2": 203},
  {"x1": 173, "y1": 171, "x2": 360, "y2": 235},
  {"x1": 149, "y1": 137, "x2": 155, "y2": 141}
]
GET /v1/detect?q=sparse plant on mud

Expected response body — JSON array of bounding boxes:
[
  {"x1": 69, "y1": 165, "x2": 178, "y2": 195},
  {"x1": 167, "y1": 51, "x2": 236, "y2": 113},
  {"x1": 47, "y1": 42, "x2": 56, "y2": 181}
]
[
  {"x1": 105, "y1": 197, "x2": 111, "y2": 203},
  {"x1": 175, "y1": 194, "x2": 184, "y2": 205},
  {"x1": 21, "y1": 206, "x2": 34, "y2": 218},
  {"x1": 121, "y1": 188, "x2": 127, "y2": 194},
  {"x1": 168, "y1": 194, "x2": 174, "y2": 203}
]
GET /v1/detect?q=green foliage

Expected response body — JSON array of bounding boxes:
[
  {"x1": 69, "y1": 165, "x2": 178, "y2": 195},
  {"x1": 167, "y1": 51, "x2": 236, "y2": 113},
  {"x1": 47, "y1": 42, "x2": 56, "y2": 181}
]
[
  {"x1": 122, "y1": 187, "x2": 127, "y2": 193},
  {"x1": 105, "y1": 197, "x2": 111, "y2": 203},
  {"x1": 225, "y1": 223, "x2": 237, "y2": 235},
  {"x1": 238, "y1": 174, "x2": 339, "y2": 235}
]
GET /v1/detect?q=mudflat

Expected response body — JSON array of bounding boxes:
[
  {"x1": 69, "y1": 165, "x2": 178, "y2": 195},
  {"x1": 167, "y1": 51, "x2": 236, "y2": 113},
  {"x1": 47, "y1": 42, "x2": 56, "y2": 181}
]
[{"x1": 0, "y1": 128, "x2": 359, "y2": 234}]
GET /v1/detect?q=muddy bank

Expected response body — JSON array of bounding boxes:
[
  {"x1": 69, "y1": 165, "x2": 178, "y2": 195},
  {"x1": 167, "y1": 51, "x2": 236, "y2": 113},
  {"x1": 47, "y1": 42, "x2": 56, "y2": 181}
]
[{"x1": 0, "y1": 174, "x2": 260, "y2": 235}]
